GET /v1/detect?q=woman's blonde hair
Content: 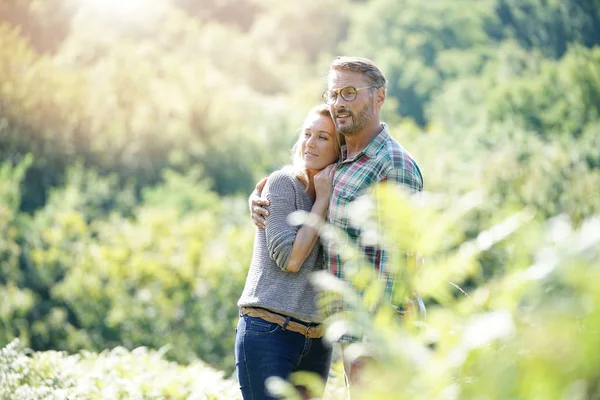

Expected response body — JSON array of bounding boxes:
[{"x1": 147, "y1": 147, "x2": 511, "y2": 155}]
[{"x1": 288, "y1": 104, "x2": 343, "y2": 189}]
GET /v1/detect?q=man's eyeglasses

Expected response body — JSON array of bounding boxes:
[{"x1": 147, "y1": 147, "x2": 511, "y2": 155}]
[{"x1": 322, "y1": 86, "x2": 374, "y2": 105}]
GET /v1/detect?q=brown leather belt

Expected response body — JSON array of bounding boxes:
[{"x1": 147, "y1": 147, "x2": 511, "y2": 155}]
[{"x1": 241, "y1": 306, "x2": 324, "y2": 339}]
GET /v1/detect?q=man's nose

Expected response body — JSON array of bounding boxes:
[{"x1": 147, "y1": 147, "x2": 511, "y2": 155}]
[{"x1": 333, "y1": 93, "x2": 347, "y2": 107}]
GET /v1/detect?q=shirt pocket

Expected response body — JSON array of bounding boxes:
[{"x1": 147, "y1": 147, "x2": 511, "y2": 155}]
[
  {"x1": 339, "y1": 184, "x2": 364, "y2": 204},
  {"x1": 337, "y1": 186, "x2": 366, "y2": 240}
]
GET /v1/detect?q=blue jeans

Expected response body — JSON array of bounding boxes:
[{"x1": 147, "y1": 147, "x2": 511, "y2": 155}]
[{"x1": 235, "y1": 314, "x2": 332, "y2": 400}]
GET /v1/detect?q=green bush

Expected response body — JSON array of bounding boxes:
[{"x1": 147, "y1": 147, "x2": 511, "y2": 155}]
[
  {"x1": 0, "y1": 339, "x2": 242, "y2": 399},
  {"x1": 0, "y1": 160, "x2": 254, "y2": 373},
  {"x1": 0, "y1": 156, "x2": 36, "y2": 348}
]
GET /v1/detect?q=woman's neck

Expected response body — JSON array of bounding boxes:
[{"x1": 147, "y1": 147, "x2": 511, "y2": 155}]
[{"x1": 306, "y1": 169, "x2": 317, "y2": 200}]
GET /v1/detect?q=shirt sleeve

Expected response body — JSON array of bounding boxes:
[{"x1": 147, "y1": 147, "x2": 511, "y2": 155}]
[
  {"x1": 381, "y1": 161, "x2": 424, "y2": 194},
  {"x1": 264, "y1": 171, "x2": 299, "y2": 271}
]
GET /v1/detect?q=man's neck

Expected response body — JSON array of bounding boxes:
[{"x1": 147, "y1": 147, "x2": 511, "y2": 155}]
[{"x1": 345, "y1": 121, "x2": 383, "y2": 159}]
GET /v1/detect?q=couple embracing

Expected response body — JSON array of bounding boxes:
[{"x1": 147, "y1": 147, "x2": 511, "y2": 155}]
[{"x1": 235, "y1": 56, "x2": 424, "y2": 400}]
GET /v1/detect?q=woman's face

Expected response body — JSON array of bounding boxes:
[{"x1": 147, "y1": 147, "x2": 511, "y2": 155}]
[{"x1": 300, "y1": 113, "x2": 339, "y2": 172}]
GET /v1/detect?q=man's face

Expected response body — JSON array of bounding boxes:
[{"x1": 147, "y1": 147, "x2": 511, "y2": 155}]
[{"x1": 327, "y1": 69, "x2": 375, "y2": 137}]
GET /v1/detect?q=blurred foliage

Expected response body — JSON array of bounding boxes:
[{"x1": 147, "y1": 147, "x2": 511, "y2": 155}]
[
  {"x1": 0, "y1": 159, "x2": 253, "y2": 373},
  {"x1": 342, "y1": 191, "x2": 600, "y2": 399},
  {"x1": 0, "y1": 339, "x2": 242, "y2": 399},
  {"x1": 269, "y1": 187, "x2": 600, "y2": 400},
  {"x1": 497, "y1": 0, "x2": 600, "y2": 59},
  {"x1": 1, "y1": 0, "x2": 600, "y2": 397}
]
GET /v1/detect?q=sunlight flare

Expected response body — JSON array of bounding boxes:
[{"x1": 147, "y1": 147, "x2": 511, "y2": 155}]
[{"x1": 76, "y1": 0, "x2": 168, "y2": 23}]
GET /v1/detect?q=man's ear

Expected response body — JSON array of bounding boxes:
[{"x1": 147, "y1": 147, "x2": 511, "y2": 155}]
[{"x1": 375, "y1": 87, "x2": 385, "y2": 106}]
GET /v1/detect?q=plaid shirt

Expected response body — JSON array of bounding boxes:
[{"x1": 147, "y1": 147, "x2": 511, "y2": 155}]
[{"x1": 323, "y1": 123, "x2": 423, "y2": 321}]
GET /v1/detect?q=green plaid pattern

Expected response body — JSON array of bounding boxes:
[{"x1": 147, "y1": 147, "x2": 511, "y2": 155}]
[{"x1": 323, "y1": 124, "x2": 423, "y2": 334}]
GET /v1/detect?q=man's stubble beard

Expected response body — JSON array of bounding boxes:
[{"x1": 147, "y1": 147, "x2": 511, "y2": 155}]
[{"x1": 337, "y1": 101, "x2": 373, "y2": 137}]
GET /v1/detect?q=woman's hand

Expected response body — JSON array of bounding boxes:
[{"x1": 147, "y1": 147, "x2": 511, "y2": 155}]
[{"x1": 313, "y1": 164, "x2": 336, "y2": 202}]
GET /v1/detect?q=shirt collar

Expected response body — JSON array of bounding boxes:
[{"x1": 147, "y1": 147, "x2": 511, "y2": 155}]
[{"x1": 340, "y1": 123, "x2": 389, "y2": 163}]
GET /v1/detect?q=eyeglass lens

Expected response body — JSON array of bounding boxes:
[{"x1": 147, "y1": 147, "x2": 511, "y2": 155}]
[{"x1": 324, "y1": 87, "x2": 359, "y2": 104}]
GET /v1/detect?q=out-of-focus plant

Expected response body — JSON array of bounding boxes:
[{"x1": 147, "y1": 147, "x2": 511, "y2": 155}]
[
  {"x1": 0, "y1": 156, "x2": 35, "y2": 348},
  {"x1": 0, "y1": 159, "x2": 254, "y2": 373},
  {"x1": 0, "y1": 339, "x2": 242, "y2": 400},
  {"x1": 272, "y1": 184, "x2": 600, "y2": 399}
]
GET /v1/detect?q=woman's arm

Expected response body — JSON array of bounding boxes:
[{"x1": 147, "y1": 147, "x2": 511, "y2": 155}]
[
  {"x1": 264, "y1": 172, "x2": 299, "y2": 270},
  {"x1": 284, "y1": 164, "x2": 336, "y2": 273}
]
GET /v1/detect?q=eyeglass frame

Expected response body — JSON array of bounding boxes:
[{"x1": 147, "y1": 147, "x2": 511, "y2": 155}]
[{"x1": 322, "y1": 86, "x2": 375, "y2": 105}]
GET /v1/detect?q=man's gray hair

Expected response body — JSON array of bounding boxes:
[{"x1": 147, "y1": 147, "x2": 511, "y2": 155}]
[{"x1": 329, "y1": 56, "x2": 387, "y2": 90}]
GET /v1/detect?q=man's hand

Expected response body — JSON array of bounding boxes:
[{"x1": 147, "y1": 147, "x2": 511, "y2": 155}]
[{"x1": 249, "y1": 177, "x2": 270, "y2": 229}]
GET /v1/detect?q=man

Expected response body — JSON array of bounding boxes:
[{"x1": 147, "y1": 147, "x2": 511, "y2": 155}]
[{"x1": 250, "y1": 56, "x2": 424, "y2": 388}]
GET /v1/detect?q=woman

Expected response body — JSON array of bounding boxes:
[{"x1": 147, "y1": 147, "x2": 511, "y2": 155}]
[{"x1": 235, "y1": 104, "x2": 342, "y2": 400}]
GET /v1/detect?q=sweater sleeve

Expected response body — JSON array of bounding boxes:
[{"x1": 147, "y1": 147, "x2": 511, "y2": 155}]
[{"x1": 264, "y1": 170, "x2": 300, "y2": 271}]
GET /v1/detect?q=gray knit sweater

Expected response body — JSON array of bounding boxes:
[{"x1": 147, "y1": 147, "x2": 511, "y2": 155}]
[{"x1": 237, "y1": 169, "x2": 325, "y2": 323}]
